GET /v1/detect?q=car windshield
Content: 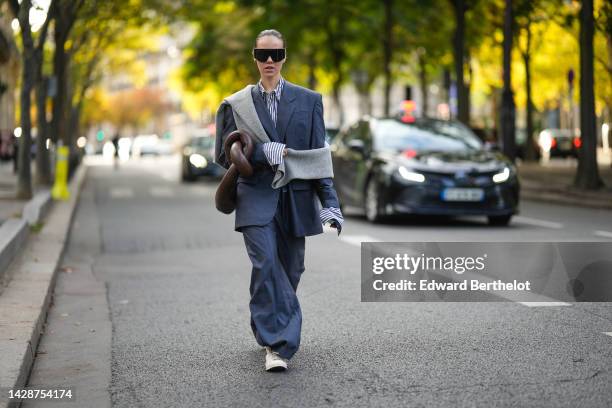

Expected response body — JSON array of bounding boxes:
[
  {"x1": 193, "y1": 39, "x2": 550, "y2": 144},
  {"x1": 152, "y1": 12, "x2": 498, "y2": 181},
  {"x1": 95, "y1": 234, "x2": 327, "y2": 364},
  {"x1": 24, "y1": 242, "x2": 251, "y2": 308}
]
[{"x1": 373, "y1": 119, "x2": 483, "y2": 152}]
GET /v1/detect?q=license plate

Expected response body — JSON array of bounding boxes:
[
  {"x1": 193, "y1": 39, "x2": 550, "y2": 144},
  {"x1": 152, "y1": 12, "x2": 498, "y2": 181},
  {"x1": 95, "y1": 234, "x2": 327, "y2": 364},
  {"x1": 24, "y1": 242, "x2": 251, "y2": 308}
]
[
  {"x1": 441, "y1": 188, "x2": 484, "y2": 202},
  {"x1": 559, "y1": 140, "x2": 571, "y2": 150}
]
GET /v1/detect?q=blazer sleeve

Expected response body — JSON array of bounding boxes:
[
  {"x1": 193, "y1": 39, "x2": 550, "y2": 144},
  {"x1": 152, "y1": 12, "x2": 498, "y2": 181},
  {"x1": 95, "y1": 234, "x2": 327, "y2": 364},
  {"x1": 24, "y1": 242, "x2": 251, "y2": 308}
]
[
  {"x1": 214, "y1": 102, "x2": 268, "y2": 170},
  {"x1": 311, "y1": 93, "x2": 341, "y2": 209}
]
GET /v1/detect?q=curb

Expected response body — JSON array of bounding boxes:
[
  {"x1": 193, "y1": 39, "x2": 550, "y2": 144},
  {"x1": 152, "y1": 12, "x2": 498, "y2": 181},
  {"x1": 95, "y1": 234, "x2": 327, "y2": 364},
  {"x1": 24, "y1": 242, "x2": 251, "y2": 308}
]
[
  {"x1": 22, "y1": 190, "x2": 52, "y2": 226},
  {"x1": 0, "y1": 190, "x2": 53, "y2": 288},
  {"x1": 520, "y1": 182, "x2": 612, "y2": 210},
  {"x1": 0, "y1": 162, "x2": 88, "y2": 408},
  {"x1": 0, "y1": 220, "x2": 28, "y2": 290}
]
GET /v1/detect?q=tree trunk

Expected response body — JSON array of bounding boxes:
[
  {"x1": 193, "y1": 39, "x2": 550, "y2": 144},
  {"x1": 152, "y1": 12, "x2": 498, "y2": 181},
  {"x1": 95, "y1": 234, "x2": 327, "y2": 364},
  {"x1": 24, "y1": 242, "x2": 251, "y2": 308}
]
[
  {"x1": 332, "y1": 81, "x2": 343, "y2": 127},
  {"x1": 466, "y1": 53, "x2": 472, "y2": 121},
  {"x1": 574, "y1": 0, "x2": 603, "y2": 189},
  {"x1": 523, "y1": 21, "x2": 537, "y2": 161},
  {"x1": 500, "y1": 0, "x2": 516, "y2": 162},
  {"x1": 51, "y1": 33, "x2": 68, "y2": 145},
  {"x1": 382, "y1": 0, "x2": 393, "y2": 116},
  {"x1": 15, "y1": 2, "x2": 35, "y2": 199},
  {"x1": 418, "y1": 53, "x2": 428, "y2": 116},
  {"x1": 307, "y1": 49, "x2": 317, "y2": 90},
  {"x1": 452, "y1": 0, "x2": 469, "y2": 124},
  {"x1": 35, "y1": 75, "x2": 51, "y2": 185},
  {"x1": 325, "y1": 11, "x2": 345, "y2": 126}
]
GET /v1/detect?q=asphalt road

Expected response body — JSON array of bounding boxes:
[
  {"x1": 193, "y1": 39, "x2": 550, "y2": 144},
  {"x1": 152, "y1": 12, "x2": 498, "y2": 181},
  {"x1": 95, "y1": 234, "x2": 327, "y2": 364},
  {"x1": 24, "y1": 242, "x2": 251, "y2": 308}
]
[{"x1": 25, "y1": 154, "x2": 612, "y2": 408}]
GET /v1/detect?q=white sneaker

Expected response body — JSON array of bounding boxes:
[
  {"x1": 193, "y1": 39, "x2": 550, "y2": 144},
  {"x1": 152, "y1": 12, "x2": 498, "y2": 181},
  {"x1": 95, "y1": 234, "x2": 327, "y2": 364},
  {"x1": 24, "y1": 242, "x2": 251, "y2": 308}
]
[{"x1": 264, "y1": 346, "x2": 288, "y2": 371}]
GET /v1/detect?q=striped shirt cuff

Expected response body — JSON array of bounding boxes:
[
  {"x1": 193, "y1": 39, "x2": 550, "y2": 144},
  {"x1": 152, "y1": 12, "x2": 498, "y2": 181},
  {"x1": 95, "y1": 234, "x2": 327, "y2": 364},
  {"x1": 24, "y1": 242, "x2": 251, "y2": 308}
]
[
  {"x1": 262, "y1": 142, "x2": 285, "y2": 166},
  {"x1": 320, "y1": 207, "x2": 344, "y2": 226}
]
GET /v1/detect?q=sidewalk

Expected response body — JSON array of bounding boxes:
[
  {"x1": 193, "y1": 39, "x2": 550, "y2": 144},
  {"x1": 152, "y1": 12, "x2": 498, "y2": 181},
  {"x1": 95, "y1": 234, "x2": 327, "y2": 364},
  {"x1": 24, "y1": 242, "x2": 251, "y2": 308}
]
[
  {"x1": 0, "y1": 160, "x2": 53, "y2": 223},
  {"x1": 518, "y1": 160, "x2": 612, "y2": 209},
  {"x1": 0, "y1": 161, "x2": 30, "y2": 224},
  {"x1": 0, "y1": 160, "x2": 87, "y2": 408}
]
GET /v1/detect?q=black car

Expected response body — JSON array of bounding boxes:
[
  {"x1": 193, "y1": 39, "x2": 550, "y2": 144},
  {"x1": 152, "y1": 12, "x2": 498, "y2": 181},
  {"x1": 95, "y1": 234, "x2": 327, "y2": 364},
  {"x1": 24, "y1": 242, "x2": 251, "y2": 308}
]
[
  {"x1": 537, "y1": 128, "x2": 581, "y2": 159},
  {"x1": 181, "y1": 131, "x2": 224, "y2": 181},
  {"x1": 330, "y1": 117, "x2": 519, "y2": 225},
  {"x1": 325, "y1": 127, "x2": 339, "y2": 145}
]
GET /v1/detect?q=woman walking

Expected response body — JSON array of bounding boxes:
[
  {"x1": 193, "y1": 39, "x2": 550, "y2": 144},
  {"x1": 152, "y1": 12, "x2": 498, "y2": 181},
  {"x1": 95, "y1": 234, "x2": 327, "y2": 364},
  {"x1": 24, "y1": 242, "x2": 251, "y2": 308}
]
[{"x1": 214, "y1": 29, "x2": 343, "y2": 371}]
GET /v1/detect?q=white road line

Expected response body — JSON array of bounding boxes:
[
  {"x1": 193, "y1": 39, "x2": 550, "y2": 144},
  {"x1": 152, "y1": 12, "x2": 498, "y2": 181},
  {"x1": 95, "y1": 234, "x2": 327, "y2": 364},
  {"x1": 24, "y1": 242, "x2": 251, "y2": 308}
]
[
  {"x1": 519, "y1": 301, "x2": 572, "y2": 307},
  {"x1": 513, "y1": 216, "x2": 564, "y2": 229},
  {"x1": 594, "y1": 230, "x2": 612, "y2": 239},
  {"x1": 189, "y1": 186, "x2": 215, "y2": 196},
  {"x1": 109, "y1": 187, "x2": 134, "y2": 198},
  {"x1": 339, "y1": 234, "x2": 381, "y2": 247},
  {"x1": 150, "y1": 186, "x2": 173, "y2": 197},
  {"x1": 603, "y1": 332, "x2": 612, "y2": 338}
]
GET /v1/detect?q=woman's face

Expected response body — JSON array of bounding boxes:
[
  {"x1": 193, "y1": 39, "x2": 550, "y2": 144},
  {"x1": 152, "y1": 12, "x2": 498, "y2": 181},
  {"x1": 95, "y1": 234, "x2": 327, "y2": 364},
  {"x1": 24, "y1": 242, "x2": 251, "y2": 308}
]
[{"x1": 254, "y1": 35, "x2": 285, "y2": 80}]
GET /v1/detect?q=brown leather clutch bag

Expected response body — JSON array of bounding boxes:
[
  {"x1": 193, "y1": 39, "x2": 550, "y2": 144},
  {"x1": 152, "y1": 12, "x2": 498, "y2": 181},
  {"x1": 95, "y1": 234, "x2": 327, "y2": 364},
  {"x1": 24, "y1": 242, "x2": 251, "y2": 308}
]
[{"x1": 215, "y1": 129, "x2": 255, "y2": 214}]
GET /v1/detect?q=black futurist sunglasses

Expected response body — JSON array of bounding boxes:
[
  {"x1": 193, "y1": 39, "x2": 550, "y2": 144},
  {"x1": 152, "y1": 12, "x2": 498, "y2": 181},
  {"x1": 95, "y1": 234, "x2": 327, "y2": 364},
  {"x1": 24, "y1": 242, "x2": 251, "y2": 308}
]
[{"x1": 253, "y1": 48, "x2": 286, "y2": 63}]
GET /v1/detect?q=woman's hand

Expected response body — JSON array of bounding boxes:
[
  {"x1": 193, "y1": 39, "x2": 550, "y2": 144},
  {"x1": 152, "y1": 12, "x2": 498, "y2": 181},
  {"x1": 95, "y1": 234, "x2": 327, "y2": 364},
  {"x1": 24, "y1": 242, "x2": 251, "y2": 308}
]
[{"x1": 283, "y1": 148, "x2": 288, "y2": 157}]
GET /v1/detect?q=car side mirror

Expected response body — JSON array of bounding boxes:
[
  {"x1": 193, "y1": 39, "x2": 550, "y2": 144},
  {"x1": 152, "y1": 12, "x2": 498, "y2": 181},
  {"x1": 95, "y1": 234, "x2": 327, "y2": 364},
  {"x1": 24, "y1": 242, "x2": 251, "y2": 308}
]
[{"x1": 347, "y1": 139, "x2": 366, "y2": 155}]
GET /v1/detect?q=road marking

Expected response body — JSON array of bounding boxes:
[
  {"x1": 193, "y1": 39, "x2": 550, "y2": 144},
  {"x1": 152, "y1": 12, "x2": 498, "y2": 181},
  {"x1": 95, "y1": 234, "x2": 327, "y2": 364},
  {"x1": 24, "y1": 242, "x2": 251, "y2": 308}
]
[
  {"x1": 109, "y1": 187, "x2": 134, "y2": 198},
  {"x1": 189, "y1": 186, "x2": 215, "y2": 196},
  {"x1": 339, "y1": 234, "x2": 381, "y2": 247},
  {"x1": 603, "y1": 332, "x2": 612, "y2": 338},
  {"x1": 150, "y1": 186, "x2": 173, "y2": 197},
  {"x1": 519, "y1": 301, "x2": 572, "y2": 307},
  {"x1": 594, "y1": 230, "x2": 612, "y2": 239},
  {"x1": 513, "y1": 216, "x2": 563, "y2": 229}
]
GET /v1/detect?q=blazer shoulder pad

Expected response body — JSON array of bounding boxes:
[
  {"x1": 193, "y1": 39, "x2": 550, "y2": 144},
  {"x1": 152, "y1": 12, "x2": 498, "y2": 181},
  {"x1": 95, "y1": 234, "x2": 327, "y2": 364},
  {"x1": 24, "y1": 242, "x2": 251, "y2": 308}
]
[{"x1": 288, "y1": 82, "x2": 320, "y2": 100}]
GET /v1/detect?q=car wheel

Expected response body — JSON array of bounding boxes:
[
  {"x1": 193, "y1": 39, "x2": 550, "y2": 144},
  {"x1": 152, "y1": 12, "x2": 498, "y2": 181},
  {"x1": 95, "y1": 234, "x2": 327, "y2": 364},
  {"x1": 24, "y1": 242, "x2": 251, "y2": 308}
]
[
  {"x1": 364, "y1": 180, "x2": 383, "y2": 223},
  {"x1": 488, "y1": 215, "x2": 512, "y2": 226}
]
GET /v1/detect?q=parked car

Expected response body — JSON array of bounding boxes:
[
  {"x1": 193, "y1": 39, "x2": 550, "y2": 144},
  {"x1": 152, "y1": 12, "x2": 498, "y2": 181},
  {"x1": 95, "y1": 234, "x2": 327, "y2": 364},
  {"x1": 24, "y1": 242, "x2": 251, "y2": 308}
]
[
  {"x1": 132, "y1": 134, "x2": 161, "y2": 157},
  {"x1": 537, "y1": 128, "x2": 581, "y2": 158},
  {"x1": 330, "y1": 117, "x2": 520, "y2": 225},
  {"x1": 515, "y1": 128, "x2": 541, "y2": 160},
  {"x1": 325, "y1": 127, "x2": 340, "y2": 145},
  {"x1": 181, "y1": 130, "x2": 224, "y2": 181}
]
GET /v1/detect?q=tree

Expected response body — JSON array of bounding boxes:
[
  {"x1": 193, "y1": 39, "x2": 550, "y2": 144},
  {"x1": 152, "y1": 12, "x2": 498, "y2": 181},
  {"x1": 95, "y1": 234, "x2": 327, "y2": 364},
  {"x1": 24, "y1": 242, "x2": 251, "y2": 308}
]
[
  {"x1": 66, "y1": 0, "x2": 162, "y2": 151},
  {"x1": 50, "y1": 0, "x2": 84, "y2": 150},
  {"x1": 500, "y1": 0, "x2": 516, "y2": 161},
  {"x1": 9, "y1": 0, "x2": 53, "y2": 199},
  {"x1": 515, "y1": 0, "x2": 538, "y2": 161},
  {"x1": 451, "y1": 0, "x2": 470, "y2": 124},
  {"x1": 574, "y1": 0, "x2": 603, "y2": 189},
  {"x1": 381, "y1": 0, "x2": 393, "y2": 116},
  {"x1": 33, "y1": 2, "x2": 53, "y2": 185}
]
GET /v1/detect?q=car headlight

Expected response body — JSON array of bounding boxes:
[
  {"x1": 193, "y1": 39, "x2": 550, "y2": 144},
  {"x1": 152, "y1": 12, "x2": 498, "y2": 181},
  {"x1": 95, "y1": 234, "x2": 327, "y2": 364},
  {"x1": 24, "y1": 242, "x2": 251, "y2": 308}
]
[
  {"x1": 189, "y1": 154, "x2": 207, "y2": 168},
  {"x1": 398, "y1": 166, "x2": 425, "y2": 183},
  {"x1": 492, "y1": 166, "x2": 511, "y2": 183}
]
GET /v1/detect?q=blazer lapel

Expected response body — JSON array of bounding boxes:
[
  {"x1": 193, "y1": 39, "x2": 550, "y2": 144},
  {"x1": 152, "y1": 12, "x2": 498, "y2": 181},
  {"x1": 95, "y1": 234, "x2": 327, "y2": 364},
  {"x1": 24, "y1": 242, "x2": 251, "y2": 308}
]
[
  {"x1": 251, "y1": 85, "x2": 280, "y2": 142},
  {"x1": 276, "y1": 81, "x2": 297, "y2": 144}
]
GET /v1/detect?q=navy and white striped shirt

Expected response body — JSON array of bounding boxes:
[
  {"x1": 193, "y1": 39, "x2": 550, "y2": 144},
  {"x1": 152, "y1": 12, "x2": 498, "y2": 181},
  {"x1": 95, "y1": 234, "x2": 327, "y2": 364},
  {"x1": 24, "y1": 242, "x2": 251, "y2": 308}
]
[
  {"x1": 258, "y1": 77, "x2": 286, "y2": 166},
  {"x1": 258, "y1": 77, "x2": 284, "y2": 126},
  {"x1": 257, "y1": 77, "x2": 344, "y2": 233}
]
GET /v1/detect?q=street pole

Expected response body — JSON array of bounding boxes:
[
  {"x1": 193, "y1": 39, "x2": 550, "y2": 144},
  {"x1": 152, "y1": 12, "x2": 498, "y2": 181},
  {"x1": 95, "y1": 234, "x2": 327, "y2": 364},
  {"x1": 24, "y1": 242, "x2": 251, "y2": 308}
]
[{"x1": 568, "y1": 69, "x2": 574, "y2": 134}]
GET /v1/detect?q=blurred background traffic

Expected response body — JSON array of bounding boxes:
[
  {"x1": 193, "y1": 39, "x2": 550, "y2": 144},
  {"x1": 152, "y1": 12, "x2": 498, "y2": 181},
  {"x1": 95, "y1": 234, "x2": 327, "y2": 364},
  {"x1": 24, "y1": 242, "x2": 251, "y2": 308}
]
[{"x1": 0, "y1": 0, "x2": 610, "y2": 223}]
